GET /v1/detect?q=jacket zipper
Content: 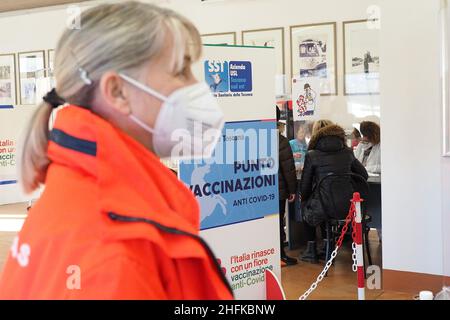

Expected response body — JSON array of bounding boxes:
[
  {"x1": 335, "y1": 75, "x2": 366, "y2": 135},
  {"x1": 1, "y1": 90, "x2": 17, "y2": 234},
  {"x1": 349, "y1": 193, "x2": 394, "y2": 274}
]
[{"x1": 107, "y1": 212, "x2": 234, "y2": 297}]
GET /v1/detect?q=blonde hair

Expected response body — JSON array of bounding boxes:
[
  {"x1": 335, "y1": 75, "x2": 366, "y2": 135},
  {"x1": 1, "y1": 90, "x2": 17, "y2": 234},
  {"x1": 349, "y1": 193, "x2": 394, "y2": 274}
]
[
  {"x1": 312, "y1": 119, "x2": 333, "y2": 136},
  {"x1": 20, "y1": 1, "x2": 201, "y2": 193}
]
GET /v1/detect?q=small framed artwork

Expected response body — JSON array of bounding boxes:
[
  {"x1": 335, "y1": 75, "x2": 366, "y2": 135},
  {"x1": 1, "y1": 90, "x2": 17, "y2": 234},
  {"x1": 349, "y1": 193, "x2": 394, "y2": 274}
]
[
  {"x1": 290, "y1": 22, "x2": 337, "y2": 96},
  {"x1": 201, "y1": 32, "x2": 236, "y2": 45},
  {"x1": 343, "y1": 20, "x2": 380, "y2": 95},
  {"x1": 242, "y1": 27, "x2": 285, "y2": 75},
  {"x1": 0, "y1": 54, "x2": 17, "y2": 106},
  {"x1": 47, "y1": 49, "x2": 55, "y2": 78},
  {"x1": 18, "y1": 51, "x2": 46, "y2": 105}
]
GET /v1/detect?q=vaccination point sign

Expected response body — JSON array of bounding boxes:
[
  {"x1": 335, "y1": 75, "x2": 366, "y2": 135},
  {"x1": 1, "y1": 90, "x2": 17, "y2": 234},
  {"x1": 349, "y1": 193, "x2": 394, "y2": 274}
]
[{"x1": 179, "y1": 44, "x2": 281, "y2": 299}]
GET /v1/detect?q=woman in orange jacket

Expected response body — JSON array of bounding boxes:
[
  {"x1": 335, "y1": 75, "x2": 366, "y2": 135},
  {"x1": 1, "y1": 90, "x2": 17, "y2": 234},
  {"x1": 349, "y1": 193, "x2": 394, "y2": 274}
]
[{"x1": 0, "y1": 1, "x2": 231, "y2": 299}]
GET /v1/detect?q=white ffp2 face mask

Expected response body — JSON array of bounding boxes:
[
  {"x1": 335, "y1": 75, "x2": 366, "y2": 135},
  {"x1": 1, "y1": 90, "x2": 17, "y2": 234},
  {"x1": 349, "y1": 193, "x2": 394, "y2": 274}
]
[{"x1": 119, "y1": 73, "x2": 224, "y2": 159}]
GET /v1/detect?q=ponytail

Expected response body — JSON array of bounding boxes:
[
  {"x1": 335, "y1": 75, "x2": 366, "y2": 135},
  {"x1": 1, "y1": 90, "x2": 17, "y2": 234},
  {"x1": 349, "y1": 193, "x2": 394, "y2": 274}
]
[{"x1": 20, "y1": 102, "x2": 53, "y2": 193}]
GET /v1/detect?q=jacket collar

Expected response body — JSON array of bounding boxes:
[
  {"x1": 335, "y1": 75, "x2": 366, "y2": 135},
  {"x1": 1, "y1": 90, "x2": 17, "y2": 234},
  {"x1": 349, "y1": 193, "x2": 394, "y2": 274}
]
[
  {"x1": 308, "y1": 124, "x2": 346, "y2": 151},
  {"x1": 47, "y1": 105, "x2": 200, "y2": 236}
]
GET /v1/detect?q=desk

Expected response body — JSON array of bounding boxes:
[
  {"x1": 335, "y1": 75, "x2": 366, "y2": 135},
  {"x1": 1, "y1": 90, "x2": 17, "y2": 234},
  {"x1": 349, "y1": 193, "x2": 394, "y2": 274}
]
[
  {"x1": 368, "y1": 175, "x2": 381, "y2": 184},
  {"x1": 366, "y1": 175, "x2": 382, "y2": 230}
]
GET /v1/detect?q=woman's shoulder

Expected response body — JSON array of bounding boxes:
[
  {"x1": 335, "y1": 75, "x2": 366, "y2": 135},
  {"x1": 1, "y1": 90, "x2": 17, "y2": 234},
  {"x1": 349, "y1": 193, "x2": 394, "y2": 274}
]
[{"x1": 335, "y1": 146, "x2": 357, "y2": 160}]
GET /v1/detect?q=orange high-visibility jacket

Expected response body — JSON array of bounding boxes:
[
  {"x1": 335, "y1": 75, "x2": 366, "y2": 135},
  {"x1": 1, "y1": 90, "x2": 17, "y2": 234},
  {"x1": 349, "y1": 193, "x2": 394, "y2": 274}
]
[{"x1": 0, "y1": 106, "x2": 233, "y2": 300}]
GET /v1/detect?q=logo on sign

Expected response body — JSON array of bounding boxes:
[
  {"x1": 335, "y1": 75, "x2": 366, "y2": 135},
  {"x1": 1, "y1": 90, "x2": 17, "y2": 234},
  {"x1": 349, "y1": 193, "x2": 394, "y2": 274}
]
[
  {"x1": 205, "y1": 61, "x2": 229, "y2": 92},
  {"x1": 204, "y1": 60, "x2": 253, "y2": 97}
]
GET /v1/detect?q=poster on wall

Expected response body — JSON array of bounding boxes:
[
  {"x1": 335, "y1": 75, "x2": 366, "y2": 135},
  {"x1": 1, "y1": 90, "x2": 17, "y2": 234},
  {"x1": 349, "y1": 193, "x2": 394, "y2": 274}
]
[
  {"x1": 290, "y1": 22, "x2": 337, "y2": 95},
  {"x1": 35, "y1": 77, "x2": 53, "y2": 106},
  {"x1": 343, "y1": 20, "x2": 380, "y2": 95},
  {"x1": 18, "y1": 51, "x2": 45, "y2": 105},
  {"x1": 0, "y1": 135, "x2": 17, "y2": 186},
  {"x1": 0, "y1": 54, "x2": 17, "y2": 107},
  {"x1": 242, "y1": 28, "x2": 285, "y2": 76},
  {"x1": 201, "y1": 32, "x2": 236, "y2": 45},
  {"x1": 292, "y1": 75, "x2": 320, "y2": 121}
]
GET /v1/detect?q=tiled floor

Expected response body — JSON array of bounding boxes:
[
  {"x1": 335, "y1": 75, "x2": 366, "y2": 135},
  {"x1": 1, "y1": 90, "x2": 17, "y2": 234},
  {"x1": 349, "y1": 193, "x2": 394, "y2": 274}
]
[
  {"x1": 0, "y1": 202, "x2": 412, "y2": 300},
  {"x1": 281, "y1": 234, "x2": 412, "y2": 300}
]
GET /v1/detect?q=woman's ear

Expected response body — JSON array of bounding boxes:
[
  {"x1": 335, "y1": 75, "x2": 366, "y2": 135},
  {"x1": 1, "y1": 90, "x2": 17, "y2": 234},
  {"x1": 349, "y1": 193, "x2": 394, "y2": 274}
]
[{"x1": 99, "y1": 71, "x2": 131, "y2": 115}]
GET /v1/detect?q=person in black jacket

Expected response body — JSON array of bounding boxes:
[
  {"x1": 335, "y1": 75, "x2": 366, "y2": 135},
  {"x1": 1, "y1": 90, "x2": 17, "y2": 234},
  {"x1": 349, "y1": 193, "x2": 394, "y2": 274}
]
[
  {"x1": 299, "y1": 123, "x2": 368, "y2": 263},
  {"x1": 277, "y1": 107, "x2": 298, "y2": 265}
]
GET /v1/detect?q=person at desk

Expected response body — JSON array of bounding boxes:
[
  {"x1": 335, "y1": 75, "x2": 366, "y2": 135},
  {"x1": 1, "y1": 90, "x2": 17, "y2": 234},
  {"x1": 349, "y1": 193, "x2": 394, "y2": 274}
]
[
  {"x1": 289, "y1": 124, "x2": 308, "y2": 179},
  {"x1": 299, "y1": 122, "x2": 368, "y2": 263},
  {"x1": 350, "y1": 127, "x2": 362, "y2": 150},
  {"x1": 355, "y1": 121, "x2": 381, "y2": 174}
]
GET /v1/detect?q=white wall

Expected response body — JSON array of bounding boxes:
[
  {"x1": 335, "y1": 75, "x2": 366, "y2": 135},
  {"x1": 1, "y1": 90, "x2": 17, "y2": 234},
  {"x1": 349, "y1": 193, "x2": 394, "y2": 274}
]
[{"x1": 380, "y1": 0, "x2": 448, "y2": 277}]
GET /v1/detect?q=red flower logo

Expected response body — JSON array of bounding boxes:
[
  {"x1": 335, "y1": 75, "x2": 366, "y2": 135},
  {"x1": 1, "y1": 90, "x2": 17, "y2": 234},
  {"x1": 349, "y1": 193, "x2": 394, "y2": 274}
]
[{"x1": 296, "y1": 95, "x2": 307, "y2": 116}]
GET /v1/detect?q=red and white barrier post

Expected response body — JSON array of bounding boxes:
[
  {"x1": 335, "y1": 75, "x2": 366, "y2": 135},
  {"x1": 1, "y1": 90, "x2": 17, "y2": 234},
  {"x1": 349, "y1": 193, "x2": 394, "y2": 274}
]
[
  {"x1": 352, "y1": 192, "x2": 365, "y2": 300},
  {"x1": 297, "y1": 193, "x2": 367, "y2": 301}
]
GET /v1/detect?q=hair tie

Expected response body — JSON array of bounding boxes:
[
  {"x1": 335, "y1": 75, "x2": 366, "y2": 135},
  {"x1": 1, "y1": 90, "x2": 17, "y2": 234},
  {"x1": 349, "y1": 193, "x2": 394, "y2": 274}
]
[{"x1": 43, "y1": 89, "x2": 65, "y2": 109}]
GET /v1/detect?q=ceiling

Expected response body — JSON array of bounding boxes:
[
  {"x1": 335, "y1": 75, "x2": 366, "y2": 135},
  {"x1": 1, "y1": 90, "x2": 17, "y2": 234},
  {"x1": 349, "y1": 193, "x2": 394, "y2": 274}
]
[{"x1": 0, "y1": 0, "x2": 93, "y2": 13}]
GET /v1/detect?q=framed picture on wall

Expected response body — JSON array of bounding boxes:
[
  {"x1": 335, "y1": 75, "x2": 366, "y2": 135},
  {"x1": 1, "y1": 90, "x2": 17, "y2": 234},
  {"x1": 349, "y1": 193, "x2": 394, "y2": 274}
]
[
  {"x1": 242, "y1": 27, "x2": 285, "y2": 76},
  {"x1": 47, "y1": 49, "x2": 55, "y2": 78},
  {"x1": 18, "y1": 51, "x2": 45, "y2": 105},
  {"x1": 0, "y1": 54, "x2": 17, "y2": 106},
  {"x1": 343, "y1": 20, "x2": 380, "y2": 95},
  {"x1": 290, "y1": 22, "x2": 337, "y2": 96},
  {"x1": 201, "y1": 32, "x2": 236, "y2": 45}
]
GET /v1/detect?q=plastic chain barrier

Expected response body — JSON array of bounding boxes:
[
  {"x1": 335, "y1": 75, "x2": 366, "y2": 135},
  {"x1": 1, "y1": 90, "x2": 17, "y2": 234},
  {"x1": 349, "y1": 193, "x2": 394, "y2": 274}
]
[{"x1": 298, "y1": 192, "x2": 364, "y2": 300}]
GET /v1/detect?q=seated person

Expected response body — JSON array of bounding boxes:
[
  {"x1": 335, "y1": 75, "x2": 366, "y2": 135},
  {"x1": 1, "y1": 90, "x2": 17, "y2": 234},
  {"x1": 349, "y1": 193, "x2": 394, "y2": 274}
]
[
  {"x1": 300, "y1": 122, "x2": 368, "y2": 263},
  {"x1": 289, "y1": 125, "x2": 308, "y2": 179},
  {"x1": 354, "y1": 121, "x2": 381, "y2": 174}
]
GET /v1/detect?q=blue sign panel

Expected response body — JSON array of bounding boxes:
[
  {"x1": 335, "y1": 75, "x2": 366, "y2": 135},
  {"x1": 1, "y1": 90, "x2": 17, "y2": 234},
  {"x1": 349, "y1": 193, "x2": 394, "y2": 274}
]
[{"x1": 179, "y1": 120, "x2": 279, "y2": 230}]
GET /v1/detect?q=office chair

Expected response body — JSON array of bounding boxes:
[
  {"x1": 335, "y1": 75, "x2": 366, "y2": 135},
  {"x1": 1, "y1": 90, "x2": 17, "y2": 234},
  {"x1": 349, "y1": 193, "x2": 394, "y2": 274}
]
[{"x1": 313, "y1": 172, "x2": 373, "y2": 276}]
